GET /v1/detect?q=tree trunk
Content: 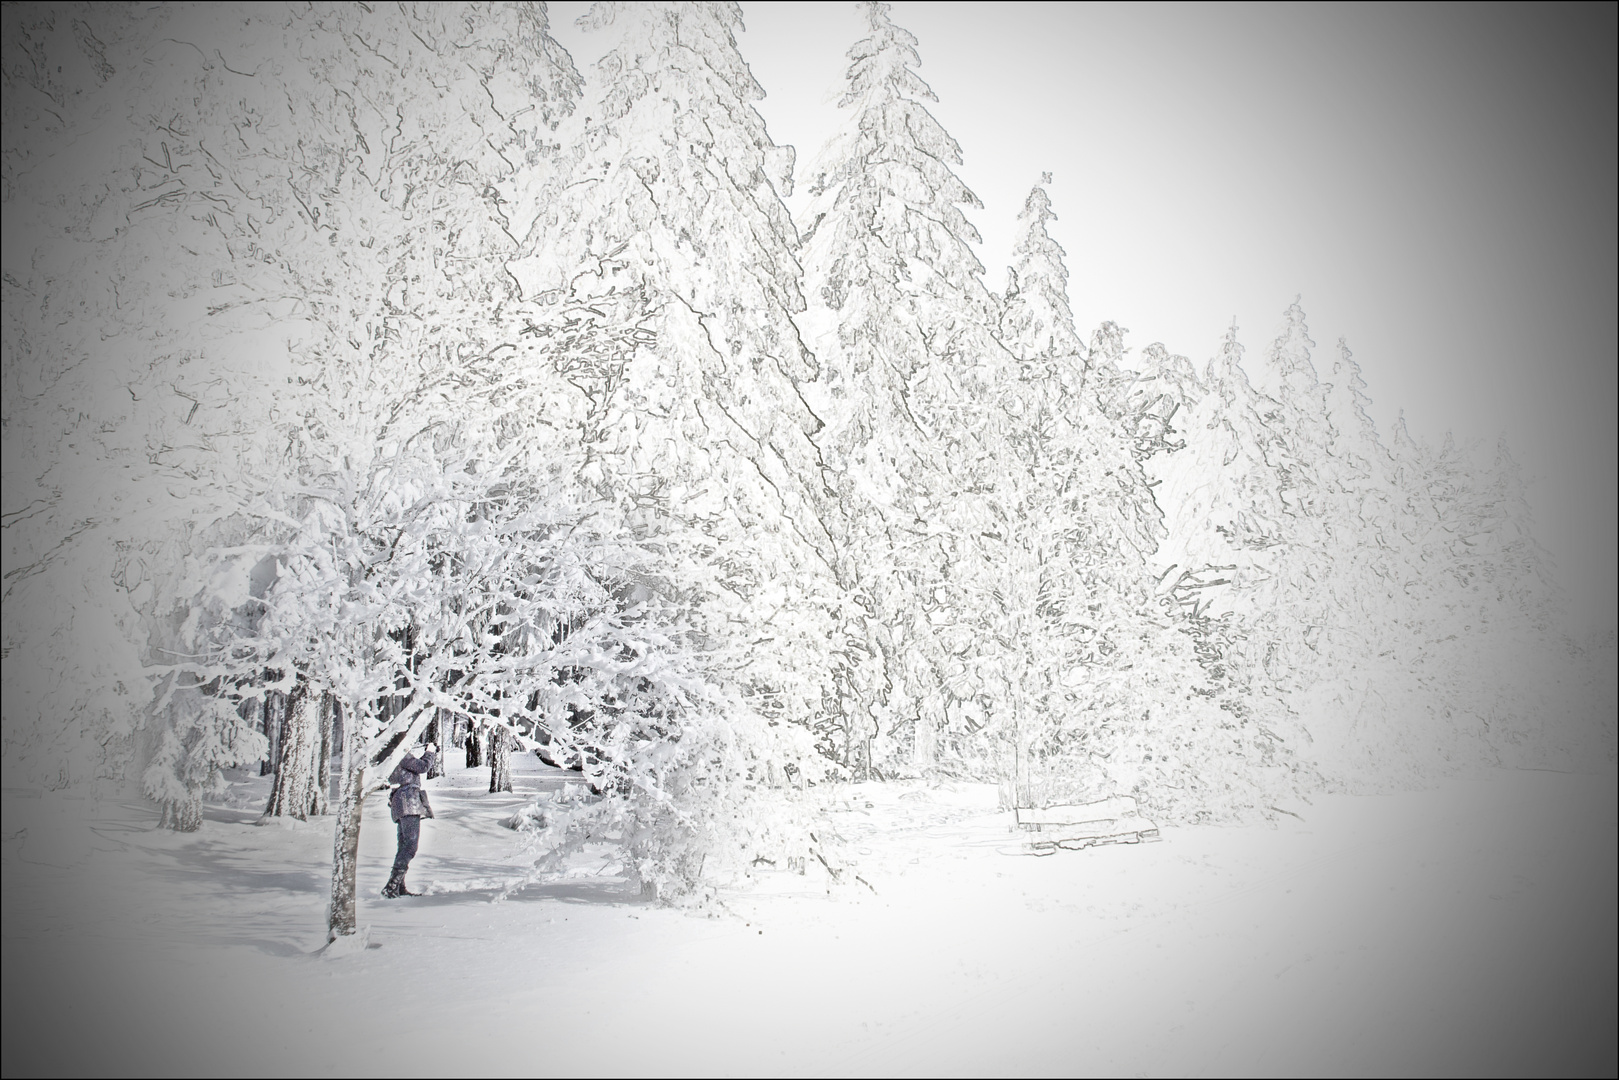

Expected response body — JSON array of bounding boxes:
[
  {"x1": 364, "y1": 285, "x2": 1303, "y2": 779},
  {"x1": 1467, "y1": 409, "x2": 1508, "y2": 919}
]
[
  {"x1": 265, "y1": 681, "x2": 319, "y2": 819},
  {"x1": 242, "y1": 692, "x2": 265, "y2": 777},
  {"x1": 327, "y1": 714, "x2": 367, "y2": 943},
  {"x1": 313, "y1": 691, "x2": 334, "y2": 816},
  {"x1": 426, "y1": 710, "x2": 445, "y2": 779},
  {"x1": 329, "y1": 698, "x2": 345, "y2": 802},
  {"x1": 489, "y1": 724, "x2": 512, "y2": 793},
  {"x1": 159, "y1": 794, "x2": 203, "y2": 832},
  {"x1": 260, "y1": 686, "x2": 283, "y2": 776},
  {"x1": 465, "y1": 722, "x2": 483, "y2": 768}
]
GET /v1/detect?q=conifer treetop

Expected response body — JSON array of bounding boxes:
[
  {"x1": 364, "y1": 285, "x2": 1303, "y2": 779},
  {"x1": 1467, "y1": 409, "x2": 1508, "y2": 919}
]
[
  {"x1": 524, "y1": 0, "x2": 805, "y2": 346},
  {"x1": 1000, "y1": 175, "x2": 1085, "y2": 364},
  {"x1": 582, "y1": 3, "x2": 771, "y2": 133},
  {"x1": 1324, "y1": 336, "x2": 1384, "y2": 461},
  {"x1": 803, "y1": 0, "x2": 987, "y2": 301},
  {"x1": 840, "y1": 1, "x2": 935, "y2": 111},
  {"x1": 1269, "y1": 298, "x2": 1321, "y2": 388}
]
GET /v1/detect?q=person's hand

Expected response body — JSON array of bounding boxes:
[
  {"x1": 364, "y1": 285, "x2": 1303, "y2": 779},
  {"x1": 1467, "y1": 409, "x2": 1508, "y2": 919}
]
[{"x1": 424, "y1": 742, "x2": 437, "y2": 754}]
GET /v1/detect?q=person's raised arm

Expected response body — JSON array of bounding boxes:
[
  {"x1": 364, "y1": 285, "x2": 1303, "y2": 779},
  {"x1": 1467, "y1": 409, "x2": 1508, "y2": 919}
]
[{"x1": 400, "y1": 744, "x2": 437, "y2": 775}]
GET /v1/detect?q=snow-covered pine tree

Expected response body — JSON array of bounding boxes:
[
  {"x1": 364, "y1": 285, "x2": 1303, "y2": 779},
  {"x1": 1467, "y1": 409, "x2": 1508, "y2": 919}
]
[
  {"x1": 512, "y1": 1, "x2": 837, "y2": 762},
  {"x1": 1209, "y1": 303, "x2": 1339, "y2": 704},
  {"x1": 998, "y1": 178, "x2": 1086, "y2": 366},
  {"x1": 1252, "y1": 308, "x2": 1511, "y2": 785},
  {"x1": 1146, "y1": 325, "x2": 1310, "y2": 759},
  {"x1": 1148, "y1": 304, "x2": 1584, "y2": 790},
  {"x1": 4, "y1": 4, "x2": 214, "y2": 796},
  {"x1": 797, "y1": 1, "x2": 1018, "y2": 778},
  {"x1": 1280, "y1": 335, "x2": 1439, "y2": 785},
  {"x1": 1452, "y1": 440, "x2": 1594, "y2": 766},
  {"x1": 996, "y1": 181, "x2": 1291, "y2": 817},
  {"x1": 1373, "y1": 421, "x2": 1589, "y2": 778},
  {"x1": 993, "y1": 178, "x2": 1144, "y2": 803}
]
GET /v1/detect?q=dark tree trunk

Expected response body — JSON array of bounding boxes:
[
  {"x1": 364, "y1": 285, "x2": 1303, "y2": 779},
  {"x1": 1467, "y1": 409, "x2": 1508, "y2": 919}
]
[
  {"x1": 465, "y1": 722, "x2": 483, "y2": 768},
  {"x1": 489, "y1": 724, "x2": 512, "y2": 794},
  {"x1": 260, "y1": 685, "x2": 283, "y2": 776}
]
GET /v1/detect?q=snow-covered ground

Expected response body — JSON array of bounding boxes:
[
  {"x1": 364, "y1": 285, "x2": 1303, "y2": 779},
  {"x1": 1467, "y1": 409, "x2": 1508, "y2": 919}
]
[{"x1": 4, "y1": 749, "x2": 1614, "y2": 1077}]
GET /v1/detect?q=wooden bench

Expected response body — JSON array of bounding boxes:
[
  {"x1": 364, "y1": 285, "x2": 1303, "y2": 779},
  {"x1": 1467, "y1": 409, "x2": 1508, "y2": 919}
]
[{"x1": 1014, "y1": 794, "x2": 1160, "y2": 855}]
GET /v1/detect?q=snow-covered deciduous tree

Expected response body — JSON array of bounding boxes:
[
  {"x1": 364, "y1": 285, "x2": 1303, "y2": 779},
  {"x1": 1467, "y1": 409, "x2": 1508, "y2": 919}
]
[{"x1": 2, "y1": 0, "x2": 581, "y2": 804}]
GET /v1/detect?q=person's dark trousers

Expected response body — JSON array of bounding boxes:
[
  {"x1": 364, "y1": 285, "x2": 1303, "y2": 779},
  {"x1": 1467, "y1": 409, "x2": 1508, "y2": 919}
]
[
  {"x1": 392, "y1": 814, "x2": 421, "y2": 879},
  {"x1": 383, "y1": 816, "x2": 421, "y2": 897}
]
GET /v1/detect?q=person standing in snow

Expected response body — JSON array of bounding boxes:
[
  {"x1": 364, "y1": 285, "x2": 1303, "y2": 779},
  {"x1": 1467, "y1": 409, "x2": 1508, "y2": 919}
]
[{"x1": 382, "y1": 743, "x2": 436, "y2": 898}]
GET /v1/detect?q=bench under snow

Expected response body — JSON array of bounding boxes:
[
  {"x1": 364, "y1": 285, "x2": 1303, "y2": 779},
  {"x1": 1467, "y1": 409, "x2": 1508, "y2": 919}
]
[{"x1": 1014, "y1": 795, "x2": 1160, "y2": 855}]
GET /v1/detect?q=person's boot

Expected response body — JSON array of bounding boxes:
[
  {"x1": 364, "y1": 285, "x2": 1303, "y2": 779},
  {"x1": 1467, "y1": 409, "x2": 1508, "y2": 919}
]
[
  {"x1": 381, "y1": 874, "x2": 403, "y2": 899},
  {"x1": 395, "y1": 875, "x2": 418, "y2": 897}
]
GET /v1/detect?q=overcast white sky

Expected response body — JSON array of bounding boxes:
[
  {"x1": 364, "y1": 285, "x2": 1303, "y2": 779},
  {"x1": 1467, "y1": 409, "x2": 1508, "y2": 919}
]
[{"x1": 550, "y1": 2, "x2": 1617, "y2": 640}]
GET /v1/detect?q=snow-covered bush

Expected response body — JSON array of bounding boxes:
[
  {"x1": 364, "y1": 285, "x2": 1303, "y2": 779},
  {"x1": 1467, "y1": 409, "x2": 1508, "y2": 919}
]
[{"x1": 507, "y1": 661, "x2": 825, "y2": 902}]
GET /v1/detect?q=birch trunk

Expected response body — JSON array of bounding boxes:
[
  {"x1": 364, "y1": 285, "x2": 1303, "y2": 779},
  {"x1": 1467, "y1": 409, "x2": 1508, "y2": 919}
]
[
  {"x1": 327, "y1": 715, "x2": 367, "y2": 943},
  {"x1": 314, "y1": 691, "x2": 335, "y2": 815},
  {"x1": 426, "y1": 710, "x2": 445, "y2": 779}
]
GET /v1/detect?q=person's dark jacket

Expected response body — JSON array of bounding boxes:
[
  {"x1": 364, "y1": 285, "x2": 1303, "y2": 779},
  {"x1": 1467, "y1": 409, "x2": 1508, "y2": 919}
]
[{"x1": 388, "y1": 750, "x2": 436, "y2": 822}]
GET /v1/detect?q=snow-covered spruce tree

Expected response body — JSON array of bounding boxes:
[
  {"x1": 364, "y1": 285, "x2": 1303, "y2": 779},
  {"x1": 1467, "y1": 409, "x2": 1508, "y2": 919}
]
[
  {"x1": 512, "y1": 1, "x2": 839, "y2": 766},
  {"x1": 2, "y1": 2, "x2": 581, "y2": 809},
  {"x1": 993, "y1": 180, "x2": 1295, "y2": 819},
  {"x1": 1151, "y1": 316, "x2": 1466, "y2": 787},
  {"x1": 1148, "y1": 303, "x2": 1591, "y2": 789},
  {"x1": 1251, "y1": 306, "x2": 1508, "y2": 784},
  {"x1": 797, "y1": 1, "x2": 1024, "y2": 779},
  {"x1": 1269, "y1": 334, "x2": 1447, "y2": 784},
  {"x1": 1146, "y1": 325, "x2": 1315, "y2": 753},
  {"x1": 1373, "y1": 418, "x2": 1593, "y2": 778}
]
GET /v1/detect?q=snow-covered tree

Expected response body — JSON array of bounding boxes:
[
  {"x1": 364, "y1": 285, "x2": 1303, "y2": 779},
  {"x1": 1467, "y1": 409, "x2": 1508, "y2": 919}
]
[
  {"x1": 2, "y1": 2, "x2": 582, "y2": 807},
  {"x1": 797, "y1": 1, "x2": 1021, "y2": 778},
  {"x1": 513, "y1": 0, "x2": 838, "y2": 761},
  {"x1": 170, "y1": 307, "x2": 798, "y2": 931},
  {"x1": 994, "y1": 182, "x2": 1293, "y2": 817},
  {"x1": 1147, "y1": 299, "x2": 1598, "y2": 788}
]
